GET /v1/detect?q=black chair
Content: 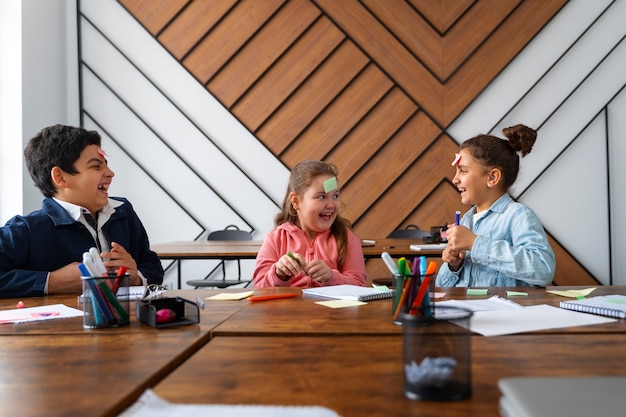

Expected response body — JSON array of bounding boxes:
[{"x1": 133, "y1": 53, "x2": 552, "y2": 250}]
[
  {"x1": 387, "y1": 224, "x2": 431, "y2": 240},
  {"x1": 186, "y1": 225, "x2": 253, "y2": 289}
]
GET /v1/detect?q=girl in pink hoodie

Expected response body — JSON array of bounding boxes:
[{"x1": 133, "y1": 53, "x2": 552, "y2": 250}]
[{"x1": 253, "y1": 160, "x2": 367, "y2": 288}]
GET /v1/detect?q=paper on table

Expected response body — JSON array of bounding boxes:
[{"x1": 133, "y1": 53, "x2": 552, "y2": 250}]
[
  {"x1": 506, "y1": 291, "x2": 528, "y2": 297},
  {"x1": 315, "y1": 300, "x2": 367, "y2": 308},
  {"x1": 437, "y1": 296, "x2": 522, "y2": 312},
  {"x1": 546, "y1": 287, "x2": 596, "y2": 298},
  {"x1": 460, "y1": 304, "x2": 615, "y2": 337},
  {"x1": 205, "y1": 291, "x2": 254, "y2": 301},
  {"x1": 409, "y1": 243, "x2": 448, "y2": 251},
  {"x1": 119, "y1": 389, "x2": 341, "y2": 417},
  {"x1": 0, "y1": 304, "x2": 83, "y2": 324}
]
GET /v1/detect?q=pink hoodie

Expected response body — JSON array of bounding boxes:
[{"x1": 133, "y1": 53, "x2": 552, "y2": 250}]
[{"x1": 252, "y1": 222, "x2": 367, "y2": 288}]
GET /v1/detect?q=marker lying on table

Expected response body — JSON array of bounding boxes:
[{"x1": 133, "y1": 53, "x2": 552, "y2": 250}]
[{"x1": 248, "y1": 293, "x2": 299, "y2": 302}]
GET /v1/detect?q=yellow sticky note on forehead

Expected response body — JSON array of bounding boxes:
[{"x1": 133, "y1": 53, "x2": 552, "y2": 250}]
[{"x1": 323, "y1": 176, "x2": 338, "y2": 193}]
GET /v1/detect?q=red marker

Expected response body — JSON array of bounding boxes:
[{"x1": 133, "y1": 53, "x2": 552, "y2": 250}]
[{"x1": 111, "y1": 266, "x2": 128, "y2": 293}]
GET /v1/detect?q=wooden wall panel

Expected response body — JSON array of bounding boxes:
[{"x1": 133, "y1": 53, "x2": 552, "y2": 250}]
[
  {"x1": 118, "y1": 0, "x2": 597, "y2": 286},
  {"x1": 209, "y1": 0, "x2": 321, "y2": 107},
  {"x1": 157, "y1": 0, "x2": 237, "y2": 59},
  {"x1": 120, "y1": 0, "x2": 189, "y2": 35},
  {"x1": 183, "y1": 0, "x2": 285, "y2": 83}
]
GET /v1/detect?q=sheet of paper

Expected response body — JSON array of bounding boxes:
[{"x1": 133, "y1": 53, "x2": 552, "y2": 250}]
[
  {"x1": 437, "y1": 296, "x2": 522, "y2": 312},
  {"x1": 205, "y1": 291, "x2": 254, "y2": 301},
  {"x1": 315, "y1": 300, "x2": 367, "y2": 308},
  {"x1": 462, "y1": 304, "x2": 615, "y2": 337},
  {"x1": 546, "y1": 288, "x2": 596, "y2": 298},
  {"x1": 0, "y1": 304, "x2": 83, "y2": 324},
  {"x1": 119, "y1": 389, "x2": 341, "y2": 417}
]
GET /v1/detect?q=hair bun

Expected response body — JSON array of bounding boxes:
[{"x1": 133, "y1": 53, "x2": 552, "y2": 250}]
[{"x1": 503, "y1": 124, "x2": 537, "y2": 156}]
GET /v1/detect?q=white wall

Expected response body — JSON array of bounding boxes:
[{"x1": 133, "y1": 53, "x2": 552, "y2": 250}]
[
  {"x1": 0, "y1": 0, "x2": 79, "y2": 224},
  {"x1": 0, "y1": 0, "x2": 24, "y2": 224}
]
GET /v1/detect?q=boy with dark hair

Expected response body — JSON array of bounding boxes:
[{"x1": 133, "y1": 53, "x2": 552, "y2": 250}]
[{"x1": 0, "y1": 124, "x2": 164, "y2": 297}]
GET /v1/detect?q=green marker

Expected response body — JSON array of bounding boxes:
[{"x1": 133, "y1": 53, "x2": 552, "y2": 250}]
[{"x1": 287, "y1": 251, "x2": 303, "y2": 268}]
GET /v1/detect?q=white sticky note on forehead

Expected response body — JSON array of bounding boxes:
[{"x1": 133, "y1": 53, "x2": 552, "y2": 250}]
[{"x1": 323, "y1": 176, "x2": 338, "y2": 193}]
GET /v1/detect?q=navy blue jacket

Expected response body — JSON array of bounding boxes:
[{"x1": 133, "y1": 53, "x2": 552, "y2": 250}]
[{"x1": 0, "y1": 197, "x2": 164, "y2": 297}]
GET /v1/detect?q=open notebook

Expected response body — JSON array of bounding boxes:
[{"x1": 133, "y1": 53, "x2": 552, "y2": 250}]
[{"x1": 302, "y1": 285, "x2": 393, "y2": 302}]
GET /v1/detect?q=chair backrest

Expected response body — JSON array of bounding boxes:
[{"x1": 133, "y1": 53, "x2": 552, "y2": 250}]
[
  {"x1": 207, "y1": 225, "x2": 253, "y2": 241},
  {"x1": 387, "y1": 224, "x2": 431, "y2": 239}
]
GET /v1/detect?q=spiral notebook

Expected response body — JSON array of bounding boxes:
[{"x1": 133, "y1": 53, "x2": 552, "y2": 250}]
[
  {"x1": 560, "y1": 294, "x2": 626, "y2": 318},
  {"x1": 302, "y1": 285, "x2": 393, "y2": 301}
]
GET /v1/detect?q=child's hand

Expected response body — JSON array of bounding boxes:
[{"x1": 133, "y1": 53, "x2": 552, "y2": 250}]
[
  {"x1": 276, "y1": 251, "x2": 305, "y2": 279},
  {"x1": 48, "y1": 262, "x2": 83, "y2": 293},
  {"x1": 442, "y1": 246, "x2": 465, "y2": 271},
  {"x1": 305, "y1": 259, "x2": 331, "y2": 284},
  {"x1": 101, "y1": 242, "x2": 140, "y2": 285},
  {"x1": 445, "y1": 225, "x2": 476, "y2": 253}
]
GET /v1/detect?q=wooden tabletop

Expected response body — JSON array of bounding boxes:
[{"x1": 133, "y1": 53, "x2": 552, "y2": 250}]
[
  {"x1": 153, "y1": 333, "x2": 626, "y2": 417},
  {"x1": 2, "y1": 285, "x2": 625, "y2": 416},
  {"x1": 0, "y1": 291, "x2": 246, "y2": 336},
  {"x1": 211, "y1": 286, "x2": 626, "y2": 336},
  {"x1": 151, "y1": 238, "x2": 443, "y2": 260}
]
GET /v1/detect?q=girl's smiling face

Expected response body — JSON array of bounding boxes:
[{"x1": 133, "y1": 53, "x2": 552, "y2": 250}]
[
  {"x1": 453, "y1": 149, "x2": 498, "y2": 212},
  {"x1": 291, "y1": 175, "x2": 340, "y2": 240}
]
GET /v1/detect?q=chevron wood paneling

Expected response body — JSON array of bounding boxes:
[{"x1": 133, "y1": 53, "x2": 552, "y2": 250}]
[{"x1": 118, "y1": 0, "x2": 597, "y2": 286}]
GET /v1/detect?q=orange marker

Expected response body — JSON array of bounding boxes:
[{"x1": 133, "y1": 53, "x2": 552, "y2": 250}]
[{"x1": 248, "y1": 293, "x2": 299, "y2": 302}]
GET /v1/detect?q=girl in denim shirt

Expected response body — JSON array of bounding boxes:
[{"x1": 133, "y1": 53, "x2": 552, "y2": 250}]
[{"x1": 436, "y1": 125, "x2": 555, "y2": 287}]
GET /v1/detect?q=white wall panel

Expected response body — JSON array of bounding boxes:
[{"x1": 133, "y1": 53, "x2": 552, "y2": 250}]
[
  {"x1": 520, "y1": 115, "x2": 610, "y2": 283},
  {"x1": 609, "y1": 89, "x2": 626, "y2": 285},
  {"x1": 448, "y1": 0, "x2": 613, "y2": 140}
]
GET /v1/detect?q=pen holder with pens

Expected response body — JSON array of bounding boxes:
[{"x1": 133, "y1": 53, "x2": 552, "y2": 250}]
[
  {"x1": 136, "y1": 297, "x2": 200, "y2": 328},
  {"x1": 81, "y1": 274, "x2": 131, "y2": 329},
  {"x1": 392, "y1": 273, "x2": 436, "y2": 325}
]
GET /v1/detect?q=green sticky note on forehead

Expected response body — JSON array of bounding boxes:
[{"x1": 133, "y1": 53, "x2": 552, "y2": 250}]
[{"x1": 323, "y1": 176, "x2": 338, "y2": 193}]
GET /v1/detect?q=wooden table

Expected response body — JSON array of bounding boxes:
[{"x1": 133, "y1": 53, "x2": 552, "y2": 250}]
[
  {"x1": 3, "y1": 286, "x2": 622, "y2": 416},
  {"x1": 152, "y1": 238, "x2": 444, "y2": 288},
  {"x1": 153, "y1": 334, "x2": 626, "y2": 417},
  {"x1": 0, "y1": 291, "x2": 246, "y2": 336},
  {"x1": 211, "y1": 286, "x2": 626, "y2": 337}
]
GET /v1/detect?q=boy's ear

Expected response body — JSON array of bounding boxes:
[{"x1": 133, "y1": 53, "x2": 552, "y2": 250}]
[{"x1": 50, "y1": 166, "x2": 68, "y2": 189}]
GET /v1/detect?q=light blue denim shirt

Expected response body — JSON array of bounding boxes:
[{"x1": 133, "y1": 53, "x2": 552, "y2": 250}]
[{"x1": 436, "y1": 194, "x2": 555, "y2": 287}]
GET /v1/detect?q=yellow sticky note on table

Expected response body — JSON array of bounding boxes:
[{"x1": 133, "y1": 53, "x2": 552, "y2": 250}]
[
  {"x1": 506, "y1": 291, "x2": 528, "y2": 297},
  {"x1": 315, "y1": 300, "x2": 367, "y2": 308},
  {"x1": 546, "y1": 288, "x2": 596, "y2": 298},
  {"x1": 206, "y1": 291, "x2": 254, "y2": 301}
]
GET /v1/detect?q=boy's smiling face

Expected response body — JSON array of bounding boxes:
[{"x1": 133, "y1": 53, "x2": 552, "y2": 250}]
[{"x1": 54, "y1": 144, "x2": 114, "y2": 215}]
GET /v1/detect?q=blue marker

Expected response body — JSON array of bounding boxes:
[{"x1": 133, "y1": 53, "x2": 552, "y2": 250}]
[{"x1": 454, "y1": 210, "x2": 461, "y2": 226}]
